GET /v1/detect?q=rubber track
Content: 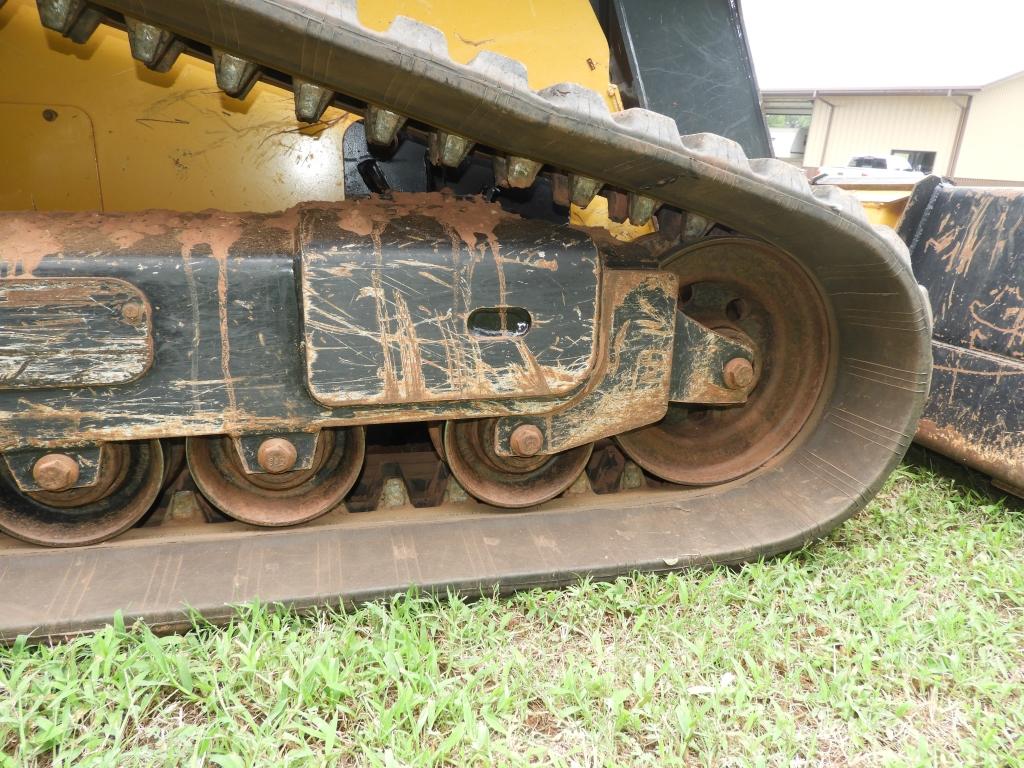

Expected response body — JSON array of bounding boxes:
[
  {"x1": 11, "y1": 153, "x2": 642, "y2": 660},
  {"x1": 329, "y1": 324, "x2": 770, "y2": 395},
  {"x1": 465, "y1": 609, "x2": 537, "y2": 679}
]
[{"x1": 0, "y1": 0, "x2": 934, "y2": 641}]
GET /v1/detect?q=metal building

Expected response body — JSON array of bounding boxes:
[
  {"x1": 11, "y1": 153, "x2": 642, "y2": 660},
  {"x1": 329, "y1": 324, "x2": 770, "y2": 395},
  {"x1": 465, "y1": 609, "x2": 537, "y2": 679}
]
[{"x1": 763, "y1": 70, "x2": 1024, "y2": 183}]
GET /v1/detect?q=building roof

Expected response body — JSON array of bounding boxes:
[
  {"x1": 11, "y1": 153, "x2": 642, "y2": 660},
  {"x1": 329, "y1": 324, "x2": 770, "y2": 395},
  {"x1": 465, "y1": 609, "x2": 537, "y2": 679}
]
[{"x1": 762, "y1": 70, "x2": 1024, "y2": 98}]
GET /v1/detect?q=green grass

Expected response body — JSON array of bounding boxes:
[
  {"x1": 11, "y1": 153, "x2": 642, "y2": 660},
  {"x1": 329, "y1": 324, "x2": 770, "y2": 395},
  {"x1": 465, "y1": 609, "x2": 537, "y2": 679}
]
[{"x1": 2, "y1": 462, "x2": 1022, "y2": 767}]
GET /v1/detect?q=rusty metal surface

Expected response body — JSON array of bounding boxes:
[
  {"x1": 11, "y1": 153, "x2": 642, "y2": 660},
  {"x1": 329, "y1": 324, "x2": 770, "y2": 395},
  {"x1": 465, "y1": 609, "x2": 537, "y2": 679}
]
[
  {"x1": 0, "y1": 277, "x2": 152, "y2": 388},
  {"x1": 900, "y1": 182, "x2": 1023, "y2": 494},
  {"x1": 442, "y1": 419, "x2": 594, "y2": 508},
  {"x1": 186, "y1": 427, "x2": 365, "y2": 526},
  {"x1": 616, "y1": 238, "x2": 830, "y2": 486},
  {"x1": 0, "y1": 440, "x2": 163, "y2": 546}
]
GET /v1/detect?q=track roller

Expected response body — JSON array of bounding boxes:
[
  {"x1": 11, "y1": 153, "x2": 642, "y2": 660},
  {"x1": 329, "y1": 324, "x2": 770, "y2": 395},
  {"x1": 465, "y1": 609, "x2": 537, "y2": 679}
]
[
  {"x1": 186, "y1": 427, "x2": 365, "y2": 526},
  {"x1": 617, "y1": 238, "x2": 829, "y2": 485},
  {"x1": 442, "y1": 419, "x2": 593, "y2": 508},
  {"x1": 0, "y1": 441, "x2": 164, "y2": 547}
]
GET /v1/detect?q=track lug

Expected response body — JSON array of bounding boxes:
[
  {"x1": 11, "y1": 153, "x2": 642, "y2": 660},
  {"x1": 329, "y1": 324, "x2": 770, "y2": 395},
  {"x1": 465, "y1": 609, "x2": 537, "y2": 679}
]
[
  {"x1": 293, "y1": 79, "x2": 334, "y2": 123},
  {"x1": 212, "y1": 49, "x2": 260, "y2": 99},
  {"x1": 364, "y1": 105, "x2": 407, "y2": 146},
  {"x1": 493, "y1": 156, "x2": 542, "y2": 189},
  {"x1": 628, "y1": 193, "x2": 659, "y2": 226},
  {"x1": 379, "y1": 476, "x2": 412, "y2": 510},
  {"x1": 125, "y1": 17, "x2": 177, "y2": 70},
  {"x1": 428, "y1": 131, "x2": 474, "y2": 168},
  {"x1": 620, "y1": 461, "x2": 645, "y2": 491},
  {"x1": 37, "y1": 0, "x2": 100, "y2": 42},
  {"x1": 605, "y1": 190, "x2": 629, "y2": 223},
  {"x1": 569, "y1": 174, "x2": 602, "y2": 207}
]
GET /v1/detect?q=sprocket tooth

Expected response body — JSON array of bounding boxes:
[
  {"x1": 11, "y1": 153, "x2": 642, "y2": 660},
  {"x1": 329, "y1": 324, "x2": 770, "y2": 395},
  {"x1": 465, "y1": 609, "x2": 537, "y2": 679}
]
[
  {"x1": 150, "y1": 39, "x2": 185, "y2": 73},
  {"x1": 212, "y1": 49, "x2": 260, "y2": 99},
  {"x1": 569, "y1": 174, "x2": 602, "y2": 207},
  {"x1": 612, "y1": 108, "x2": 682, "y2": 147},
  {"x1": 364, "y1": 105, "x2": 407, "y2": 146},
  {"x1": 293, "y1": 79, "x2": 334, "y2": 123},
  {"x1": 37, "y1": 0, "x2": 101, "y2": 42},
  {"x1": 65, "y1": 5, "x2": 100, "y2": 43},
  {"x1": 428, "y1": 131, "x2": 473, "y2": 168},
  {"x1": 493, "y1": 156, "x2": 542, "y2": 189},
  {"x1": 680, "y1": 132, "x2": 752, "y2": 172},
  {"x1": 467, "y1": 50, "x2": 529, "y2": 89},
  {"x1": 605, "y1": 191, "x2": 629, "y2": 223},
  {"x1": 125, "y1": 17, "x2": 177, "y2": 70},
  {"x1": 811, "y1": 184, "x2": 868, "y2": 222},
  {"x1": 385, "y1": 16, "x2": 449, "y2": 57},
  {"x1": 749, "y1": 158, "x2": 811, "y2": 196},
  {"x1": 627, "y1": 193, "x2": 659, "y2": 226},
  {"x1": 537, "y1": 83, "x2": 610, "y2": 121},
  {"x1": 37, "y1": 0, "x2": 83, "y2": 35}
]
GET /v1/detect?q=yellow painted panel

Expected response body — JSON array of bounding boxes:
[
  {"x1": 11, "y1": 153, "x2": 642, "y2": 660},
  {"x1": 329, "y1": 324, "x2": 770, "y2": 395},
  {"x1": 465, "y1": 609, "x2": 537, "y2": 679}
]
[
  {"x1": 842, "y1": 187, "x2": 911, "y2": 228},
  {"x1": 0, "y1": 103, "x2": 102, "y2": 210},
  {"x1": 1, "y1": 0, "x2": 615, "y2": 214},
  {"x1": 357, "y1": 0, "x2": 616, "y2": 105},
  {"x1": 0, "y1": 0, "x2": 355, "y2": 212}
]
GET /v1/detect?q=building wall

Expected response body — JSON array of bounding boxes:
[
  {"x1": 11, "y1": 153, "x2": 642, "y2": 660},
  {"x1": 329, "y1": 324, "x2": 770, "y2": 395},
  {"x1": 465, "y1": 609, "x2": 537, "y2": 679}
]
[
  {"x1": 954, "y1": 74, "x2": 1024, "y2": 181},
  {"x1": 803, "y1": 94, "x2": 964, "y2": 172}
]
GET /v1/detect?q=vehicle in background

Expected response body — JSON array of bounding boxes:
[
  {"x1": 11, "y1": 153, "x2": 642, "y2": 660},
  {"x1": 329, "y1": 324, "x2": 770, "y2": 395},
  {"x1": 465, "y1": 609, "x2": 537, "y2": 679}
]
[{"x1": 814, "y1": 154, "x2": 926, "y2": 185}]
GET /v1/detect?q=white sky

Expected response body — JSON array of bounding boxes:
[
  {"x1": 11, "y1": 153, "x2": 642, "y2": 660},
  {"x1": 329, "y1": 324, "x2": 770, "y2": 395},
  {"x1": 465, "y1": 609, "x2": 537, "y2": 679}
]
[{"x1": 742, "y1": 0, "x2": 1024, "y2": 90}]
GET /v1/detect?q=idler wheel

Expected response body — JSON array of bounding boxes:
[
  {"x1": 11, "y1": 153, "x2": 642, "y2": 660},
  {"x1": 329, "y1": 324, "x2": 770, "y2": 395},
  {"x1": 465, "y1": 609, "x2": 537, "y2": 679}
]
[
  {"x1": 443, "y1": 419, "x2": 592, "y2": 508},
  {"x1": 186, "y1": 427, "x2": 365, "y2": 526},
  {"x1": 0, "y1": 441, "x2": 164, "y2": 547},
  {"x1": 617, "y1": 238, "x2": 830, "y2": 485}
]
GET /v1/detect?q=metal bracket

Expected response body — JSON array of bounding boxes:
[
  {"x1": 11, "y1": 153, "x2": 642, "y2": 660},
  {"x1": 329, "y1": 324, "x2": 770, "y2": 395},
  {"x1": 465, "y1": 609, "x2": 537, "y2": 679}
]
[
  {"x1": 2, "y1": 445, "x2": 104, "y2": 492},
  {"x1": 670, "y1": 312, "x2": 756, "y2": 404},
  {"x1": 493, "y1": 269, "x2": 677, "y2": 456}
]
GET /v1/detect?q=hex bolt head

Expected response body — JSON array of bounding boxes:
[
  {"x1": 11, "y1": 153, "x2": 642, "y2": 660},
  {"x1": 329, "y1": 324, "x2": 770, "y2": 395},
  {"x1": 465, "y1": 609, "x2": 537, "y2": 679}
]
[
  {"x1": 723, "y1": 357, "x2": 755, "y2": 390},
  {"x1": 121, "y1": 301, "x2": 143, "y2": 323},
  {"x1": 32, "y1": 453, "x2": 80, "y2": 492},
  {"x1": 256, "y1": 438, "x2": 298, "y2": 474},
  {"x1": 509, "y1": 424, "x2": 545, "y2": 457}
]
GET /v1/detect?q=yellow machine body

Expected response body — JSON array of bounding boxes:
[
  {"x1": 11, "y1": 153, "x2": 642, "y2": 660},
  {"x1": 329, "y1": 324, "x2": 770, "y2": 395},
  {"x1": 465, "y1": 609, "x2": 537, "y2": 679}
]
[{"x1": 1, "y1": 0, "x2": 618, "y2": 213}]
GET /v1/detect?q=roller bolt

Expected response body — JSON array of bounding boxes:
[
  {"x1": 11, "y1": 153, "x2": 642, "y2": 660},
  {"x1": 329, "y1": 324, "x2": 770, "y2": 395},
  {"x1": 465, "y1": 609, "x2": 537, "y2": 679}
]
[
  {"x1": 510, "y1": 424, "x2": 544, "y2": 457},
  {"x1": 122, "y1": 301, "x2": 143, "y2": 323},
  {"x1": 32, "y1": 453, "x2": 80, "y2": 492},
  {"x1": 723, "y1": 357, "x2": 755, "y2": 390},
  {"x1": 257, "y1": 438, "x2": 298, "y2": 474}
]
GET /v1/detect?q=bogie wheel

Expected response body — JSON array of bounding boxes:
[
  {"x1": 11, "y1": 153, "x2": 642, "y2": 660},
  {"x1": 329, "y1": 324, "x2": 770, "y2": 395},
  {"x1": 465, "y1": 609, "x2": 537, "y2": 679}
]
[
  {"x1": 186, "y1": 427, "x2": 365, "y2": 526},
  {"x1": 617, "y1": 238, "x2": 830, "y2": 485},
  {"x1": 443, "y1": 419, "x2": 593, "y2": 508},
  {"x1": 0, "y1": 441, "x2": 164, "y2": 547}
]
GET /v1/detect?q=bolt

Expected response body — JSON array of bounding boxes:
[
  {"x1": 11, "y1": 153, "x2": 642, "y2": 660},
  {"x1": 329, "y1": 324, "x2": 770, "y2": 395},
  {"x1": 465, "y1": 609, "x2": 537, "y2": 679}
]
[
  {"x1": 42, "y1": 108, "x2": 58, "y2": 122},
  {"x1": 723, "y1": 357, "x2": 755, "y2": 390},
  {"x1": 32, "y1": 453, "x2": 80, "y2": 492},
  {"x1": 256, "y1": 437, "x2": 298, "y2": 474},
  {"x1": 122, "y1": 301, "x2": 144, "y2": 323},
  {"x1": 509, "y1": 424, "x2": 544, "y2": 457}
]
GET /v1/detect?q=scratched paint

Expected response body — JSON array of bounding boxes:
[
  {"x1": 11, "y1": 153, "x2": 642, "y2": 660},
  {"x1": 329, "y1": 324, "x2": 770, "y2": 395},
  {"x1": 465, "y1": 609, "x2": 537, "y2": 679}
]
[
  {"x1": 0, "y1": 199, "x2": 613, "y2": 451},
  {"x1": 300, "y1": 196, "x2": 601, "y2": 407},
  {"x1": 904, "y1": 183, "x2": 1023, "y2": 494},
  {"x1": 0, "y1": 278, "x2": 152, "y2": 388}
]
